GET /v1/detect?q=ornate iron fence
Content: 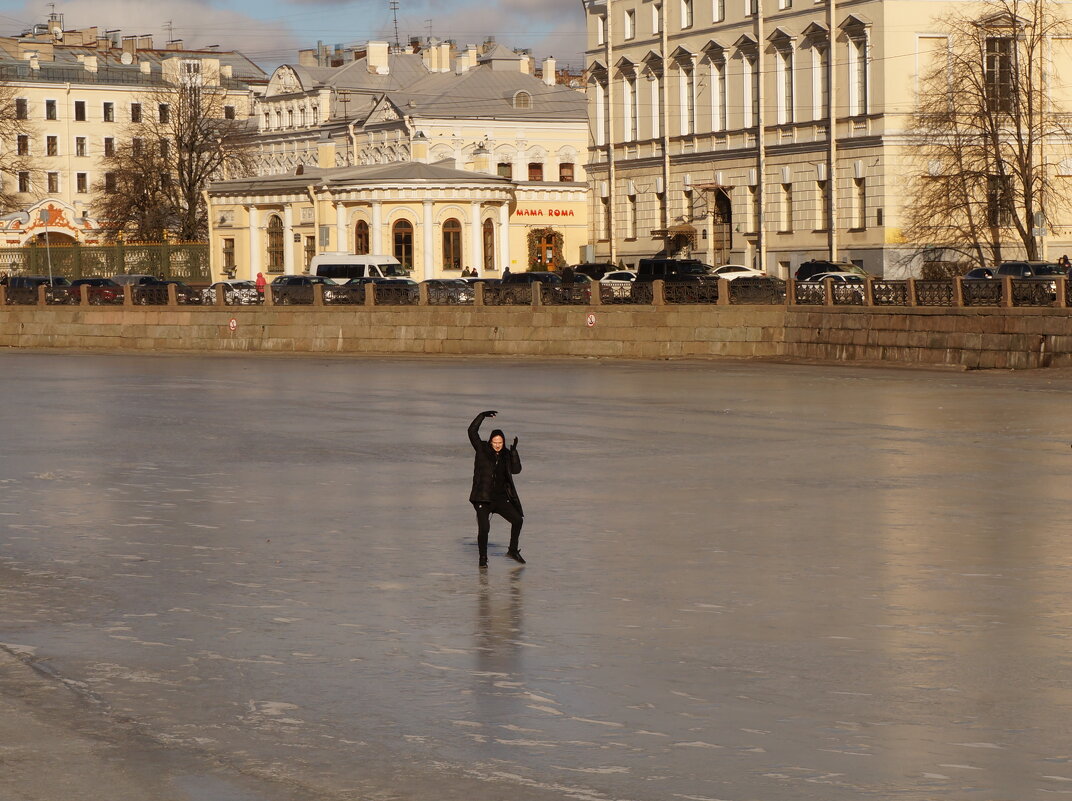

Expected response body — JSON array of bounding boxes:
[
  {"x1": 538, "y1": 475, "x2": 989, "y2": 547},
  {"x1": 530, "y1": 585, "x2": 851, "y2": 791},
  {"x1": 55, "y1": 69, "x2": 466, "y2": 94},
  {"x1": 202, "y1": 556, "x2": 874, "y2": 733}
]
[
  {"x1": 483, "y1": 285, "x2": 532, "y2": 306},
  {"x1": 271, "y1": 286, "x2": 314, "y2": 305},
  {"x1": 871, "y1": 280, "x2": 908, "y2": 306},
  {"x1": 962, "y1": 280, "x2": 1002, "y2": 306},
  {"x1": 832, "y1": 283, "x2": 866, "y2": 306},
  {"x1": 426, "y1": 286, "x2": 474, "y2": 305},
  {"x1": 541, "y1": 284, "x2": 591, "y2": 305},
  {"x1": 323, "y1": 286, "x2": 365, "y2": 305},
  {"x1": 915, "y1": 280, "x2": 955, "y2": 306},
  {"x1": 4, "y1": 287, "x2": 38, "y2": 305},
  {"x1": 374, "y1": 284, "x2": 418, "y2": 305},
  {"x1": 598, "y1": 283, "x2": 636, "y2": 304},
  {"x1": 130, "y1": 285, "x2": 171, "y2": 305},
  {"x1": 793, "y1": 282, "x2": 826, "y2": 305},
  {"x1": 730, "y1": 277, "x2": 785, "y2": 305},
  {"x1": 664, "y1": 282, "x2": 720, "y2": 304},
  {"x1": 1011, "y1": 280, "x2": 1056, "y2": 307},
  {"x1": 0, "y1": 242, "x2": 210, "y2": 282},
  {"x1": 44, "y1": 286, "x2": 75, "y2": 305}
]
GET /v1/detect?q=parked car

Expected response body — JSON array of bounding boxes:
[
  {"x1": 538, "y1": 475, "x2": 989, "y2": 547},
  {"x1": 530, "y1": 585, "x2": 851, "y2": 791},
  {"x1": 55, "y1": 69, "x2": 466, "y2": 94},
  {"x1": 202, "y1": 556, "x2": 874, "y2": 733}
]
[
  {"x1": 963, "y1": 267, "x2": 995, "y2": 280},
  {"x1": 795, "y1": 260, "x2": 868, "y2": 281},
  {"x1": 995, "y1": 261, "x2": 1066, "y2": 279},
  {"x1": 462, "y1": 276, "x2": 502, "y2": 286},
  {"x1": 710, "y1": 264, "x2": 767, "y2": 280},
  {"x1": 270, "y1": 274, "x2": 340, "y2": 304},
  {"x1": 635, "y1": 258, "x2": 715, "y2": 282},
  {"x1": 6, "y1": 275, "x2": 72, "y2": 289},
  {"x1": 599, "y1": 270, "x2": 637, "y2": 299},
  {"x1": 570, "y1": 262, "x2": 617, "y2": 280},
  {"x1": 803, "y1": 272, "x2": 865, "y2": 283},
  {"x1": 111, "y1": 274, "x2": 163, "y2": 286},
  {"x1": 309, "y1": 253, "x2": 406, "y2": 280},
  {"x1": 421, "y1": 278, "x2": 474, "y2": 303},
  {"x1": 69, "y1": 277, "x2": 122, "y2": 305},
  {"x1": 201, "y1": 280, "x2": 260, "y2": 305}
]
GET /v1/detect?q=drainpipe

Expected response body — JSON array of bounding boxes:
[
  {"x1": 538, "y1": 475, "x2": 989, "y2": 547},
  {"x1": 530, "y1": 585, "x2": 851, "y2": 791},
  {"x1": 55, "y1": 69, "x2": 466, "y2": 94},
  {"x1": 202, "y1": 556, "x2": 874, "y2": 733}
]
[
  {"x1": 606, "y1": 5, "x2": 618, "y2": 266},
  {"x1": 307, "y1": 184, "x2": 320, "y2": 257},
  {"x1": 756, "y1": 2, "x2": 766, "y2": 273},
  {"x1": 661, "y1": 0, "x2": 671, "y2": 251},
  {"x1": 827, "y1": 0, "x2": 838, "y2": 261}
]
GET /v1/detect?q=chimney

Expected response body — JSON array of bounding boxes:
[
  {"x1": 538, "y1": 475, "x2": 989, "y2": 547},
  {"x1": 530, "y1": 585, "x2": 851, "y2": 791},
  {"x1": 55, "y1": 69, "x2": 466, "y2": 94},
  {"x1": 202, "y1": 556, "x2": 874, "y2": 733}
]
[
  {"x1": 28, "y1": 53, "x2": 40, "y2": 71},
  {"x1": 82, "y1": 55, "x2": 98, "y2": 73},
  {"x1": 140, "y1": 60, "x2": 152, "y2": 74},
  {"x1": 472, "y1": 143, "x2": 492, "y2": 174},
  {"x1": 317, "y1": 132, "x2": 336, "y2": 169},
  {"x1": 220, "y1": 64, "x2": 233, "y2": 78},
  {"x1": 438, "y1": 42, "x2": 451, "y2": 72},
  {"x1": 96, "y1": 35, "x2": 111, "y2": 50},
  {"x1": 366, "y1": 41, "x2": 389, "y2": 75},
  {"x1": 411, "y1": 132, "x2": 429, "y2": 163},
  {"x1": 422, "y1": 44, "x2": 437, "y2": 72},
  {"x1": 137, "y1": 35, "x2": 153, "y2": 50},
  {"x1": 122, "y1": 35, "x2": 137, "y2": 55},
  {"x1": 455, "y1": 56, "x2": 468, "y2": 75},
  {"x1": 542, "y1": 56, "x2": 556, "y2": 86},
  {"x1": 167, "y1": 39, "x2": 183, "y2": 50},
  {"x1": 466, "y1": 45, "x2": 478, "y2": 69}
]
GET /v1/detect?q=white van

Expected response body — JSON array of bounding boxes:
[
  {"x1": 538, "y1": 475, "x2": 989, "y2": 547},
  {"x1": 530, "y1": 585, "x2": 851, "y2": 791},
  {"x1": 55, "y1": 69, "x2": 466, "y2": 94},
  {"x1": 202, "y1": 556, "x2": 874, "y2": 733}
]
[{"x1": 309, "y1": 253, "x2": 406, "y2": 280}]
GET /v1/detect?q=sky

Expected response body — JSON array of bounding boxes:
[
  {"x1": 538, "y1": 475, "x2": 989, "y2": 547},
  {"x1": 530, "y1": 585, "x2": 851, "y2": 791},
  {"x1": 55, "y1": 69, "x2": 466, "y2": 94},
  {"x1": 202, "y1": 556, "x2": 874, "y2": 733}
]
[{"x1": 0, "y1": 0, "x2": 589, "y2": 72}]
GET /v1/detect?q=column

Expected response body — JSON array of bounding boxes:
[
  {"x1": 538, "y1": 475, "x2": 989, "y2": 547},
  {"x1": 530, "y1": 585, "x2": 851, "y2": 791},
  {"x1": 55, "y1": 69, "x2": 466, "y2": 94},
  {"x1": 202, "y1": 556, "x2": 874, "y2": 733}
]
[
  {"x1": 469, "y1": 201, "x2": 483, "y2": 275},
  {"x1": 247, "y1": 206, "x2": 261, "y2": 281},
  {"x1": 335, "y1": 202, "x2": 347, "y2": 253},
  {"x1": 498, "y1": 203, "x2": 510, "y2": 272},
  {"x1": 422, "y1": 200, "x2": 434, "y2": 280},
  {"x1": 371, "y1": 201, "x2": 383, "y2": 254},
  {"x1": 283, "y1": 205, "x2": 294, "y2": 274}
]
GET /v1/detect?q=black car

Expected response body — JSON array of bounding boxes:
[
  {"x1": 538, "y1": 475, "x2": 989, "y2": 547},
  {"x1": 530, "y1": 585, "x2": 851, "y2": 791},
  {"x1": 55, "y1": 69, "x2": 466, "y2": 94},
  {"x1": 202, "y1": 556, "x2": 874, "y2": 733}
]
[
  {"x1": 6, "y1": 275, "x2": 72, "y2": 289},
  {"x1": 69, "y1": 277, "x2": 123, "y2": 305},
  {"x1": 635, "y1": 258, "x2": 714, "y2": 282},
  {"x1": 571, "y1": 262, "x2": 617, "y2": 280},
  {"x1": 995, "y1": 261, "x2": 1067, "y2": 278},
  {"x1": 501, "y1": 271, "x2": 563, "y2": 286},
  {"x1": 794, "y1": 260, "x2": 867, "y2": 281}
]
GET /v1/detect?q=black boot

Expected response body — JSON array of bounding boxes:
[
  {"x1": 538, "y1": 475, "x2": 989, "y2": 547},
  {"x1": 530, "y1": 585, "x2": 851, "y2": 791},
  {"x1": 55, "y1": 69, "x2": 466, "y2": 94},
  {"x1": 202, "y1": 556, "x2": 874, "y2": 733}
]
[
  {"x1": 506, "y1": 549, "x2": 526, "y2": 564},
  {"x1": 479, "y1": 556, "x2": 488, "y2": 568}
]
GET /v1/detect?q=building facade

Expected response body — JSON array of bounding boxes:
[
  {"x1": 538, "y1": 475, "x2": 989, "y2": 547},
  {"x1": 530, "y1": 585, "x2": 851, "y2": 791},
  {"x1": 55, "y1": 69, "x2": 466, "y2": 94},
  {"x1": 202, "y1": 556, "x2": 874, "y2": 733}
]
[
  {"x1": 206, "y1": 39, "x2": 589, "y2": 280},
  {"x1": 583, "y1": 0, "x2": 1072, "y2": 277},
  {"x1": 0, "y1": 14, "x2": 265, "y2": 246}
]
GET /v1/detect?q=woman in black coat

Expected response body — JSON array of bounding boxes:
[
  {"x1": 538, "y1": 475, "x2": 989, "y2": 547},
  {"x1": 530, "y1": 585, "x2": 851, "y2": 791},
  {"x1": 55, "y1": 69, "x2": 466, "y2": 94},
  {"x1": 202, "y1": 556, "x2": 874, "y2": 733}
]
[{"x1": 469, "y1": 410, "x2": 524, "y2": 568}]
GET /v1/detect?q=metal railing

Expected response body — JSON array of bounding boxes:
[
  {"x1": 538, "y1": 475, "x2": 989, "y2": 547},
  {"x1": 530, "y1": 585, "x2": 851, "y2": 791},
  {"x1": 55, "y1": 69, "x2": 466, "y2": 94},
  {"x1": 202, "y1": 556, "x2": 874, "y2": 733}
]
[
  {"x1": 483, "y1": 285, "x2": 532, "y2": 306},
  {"x1": 0, "y1": 242, "x2": 210, "y2": 283},
  {"x1": 540, "y1": 284, "x2": 592, "y2": 305},
  {"x1": 130, "y1": 285, "x2": 171, "y2": 305},
  {"x1": 664, "y1": 282, "x2": 720, "y2": 304},
  {"x1": 426, "y1": 286, "x2": 474, "y2": 305},
  {"x1": 731, "y1": 277, "x2": 786, "y2": 305},
  {"x1": 915, "y1": 280, "x2": 956, "y2": 307},
  {"x1": 872, "y1": 280, "x2": 909, "y2": 306},
  {"x1": 323, "y1": 286, "x2": 364, "y2": 305},
  {"x1": 374, "y1": 284, "x2": 418, "y2": 305},
  {"x1": 963, "y1": 281, "x2": 1003, "y2": 306},
  {"x1": 793, "y1": 282, "x2": 826, "y2": 305},
  {"x1": 272, "y1": 285, "x2": 314, "y2": 305}
]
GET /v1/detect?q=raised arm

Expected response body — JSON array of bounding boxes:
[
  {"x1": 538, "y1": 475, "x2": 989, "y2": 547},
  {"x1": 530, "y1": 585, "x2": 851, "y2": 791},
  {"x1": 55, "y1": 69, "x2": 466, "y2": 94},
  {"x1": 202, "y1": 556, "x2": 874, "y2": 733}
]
[
  {"x1": 509, "y1": 436, "x2": 522, "y2": 474},
  {"x1": 468, "y1": 410, "x2": 497, "y2": 450}
]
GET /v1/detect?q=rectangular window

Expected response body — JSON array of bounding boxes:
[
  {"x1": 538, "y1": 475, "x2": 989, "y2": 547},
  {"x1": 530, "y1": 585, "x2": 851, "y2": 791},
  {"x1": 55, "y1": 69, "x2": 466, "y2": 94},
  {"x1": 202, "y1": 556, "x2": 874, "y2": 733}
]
[
  {"x1": 16, "y1": 135, "x2": 29, "y2": 156},
  {"x1": 816, "y1": 180, "x2": 830, "y2": 230},
  {"x1": 15, "y1": 98, "x2": 27, "y2": 119},
  {"x1": 559, "y1": 162, "x2": 575, "y2": 181},
  {"x1": 985, "y1": 37, "x2": 1015, "y2": 113},
  {"x1": 778, "y1": 49, "x2": 795, "y2": 124},
  {"x1": 744, "y1": 54, "x2": 759, "y2": 127},
  {"x1": 45, "y1": 99, "x2": 57, "y2": 120},
  {"x1": 849, "y1": 36, "x2": 869, "y2": 115},
  {"x1": 528, "y1": 163, "x2": 544, "y2": 181},
  {"x1": 74, "y1": 100, "x2": 86, "y2": 121},
  {"x1": 601, "y1": 196, "x2": 612, "y2": 240},
  {"x1": 104, "y1": 173, "x2": 117, "y2": 193},
  {"x1": 681, "y1": 0, "x2": 693, "y2": 28},
  {"x1": 779, "y1": 0, "x2": 792, "y2": 9},
  {"x1": 160, "y1": 173, "x2": 171, "y2": 189},
  {"x1": 158, "y1": 103, "x2": 170, "y2": 124},
  {"x1": 596, "y1": 15, "x2": 606, "y2": 45},
  {"x1": 131, "y1": 102, "x2": 142, "y2": 123},
  {"x1": 651, "y1": 75, "x2": 661, "y2": 138},
  {"x1": 160, "y1": 139, "x2": 171, "y2": 160},
  {"x1": 497, "y1": 162, "x2": 512, "y2": 179},
  {"x1": 624, "y1": 9, "x2": 635, "y2": 39},
  {"x1": 76, "y1": 173, "x2": 88, "y2": 193},
  {"x1": 223, "y1": 238, "x2": 236, "y2": 271},
  {"x1": 853, "y1": 177, "x2": 866, "y2": 228},
  {"x1": 104, "y1": 137, "x2": 115, "y2": 158},
  {"x1": 46, "y1": 135, "x2": 58, "y2": 156},
  {"x1": 987, "y1": 174, "x2": 1013, "y2": 227},
  {"x1": 75, "y1": 137, "x2": 86, "y2": 157},
  {"x1": 812, "y1": 46, "x2": 829, "y2": 121},
  {"x1": 47, "y1": 172, "x2": 58, "y2": 193},
  {"x1": 713, "y1": 0, "x2": 725, "y2": 22},
  {"x1": 224, "y1": 105, "x2": 236, "y2": 120},
  {"x1": 623, "y1": 76, "x2": 636, "y2": 140},
  {"x1": 746, "y1": 0, "x2": 758, "y2": 16},
  {"x1": 627, "y1": 192, "x2": 637, "y2": 238},
  {"x1": 680, "y1": 64, "x2": 696, "y2": 135},
  {"x1": 711, "y1": 60, "x2": 727, "y2": 131},
  {"x1": 132, "y1": 138, "x2": 143, "y2": 157},
  {"x1": 18, "y1": 172, "x2": 30, "y2": 193},
  {"x1": 103, "y1": 102, "x2": 114, "y2": 122},
  {"x1": 747, "y1": 185, "x2": 758, "y2": 232},
  {"x1": 780, "y1": 183, "x2": 793, "y2": 231},
  {"x1": 653, "y1": 4, "x2": 662, "y2": 33}
]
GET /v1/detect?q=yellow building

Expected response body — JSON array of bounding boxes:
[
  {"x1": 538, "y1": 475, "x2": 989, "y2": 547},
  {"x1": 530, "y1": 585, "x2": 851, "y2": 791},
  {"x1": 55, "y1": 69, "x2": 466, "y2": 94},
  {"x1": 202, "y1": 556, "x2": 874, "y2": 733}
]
[
  {"x1": 206, "y1": 38, "x2": 589, "y2": 279},
  {"x1": 583, "y1": 0, "x2": 1072, "y2": 277},
  {"x1": 0, "y1": 13, "x2": 265, "y2": 245}
]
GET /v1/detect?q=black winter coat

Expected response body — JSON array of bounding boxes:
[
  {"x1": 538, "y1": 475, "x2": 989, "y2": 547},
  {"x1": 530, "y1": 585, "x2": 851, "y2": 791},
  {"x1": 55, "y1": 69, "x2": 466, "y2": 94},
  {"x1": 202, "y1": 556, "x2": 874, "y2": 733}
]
[{"x1": 468, "y1": 412, "x2": 523, "y2": 515}]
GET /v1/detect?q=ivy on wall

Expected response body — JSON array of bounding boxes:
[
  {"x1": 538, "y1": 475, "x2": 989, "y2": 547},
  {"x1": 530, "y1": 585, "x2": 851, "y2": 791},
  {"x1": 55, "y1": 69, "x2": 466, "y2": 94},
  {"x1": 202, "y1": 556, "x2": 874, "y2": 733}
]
[{"x1": 526, "y1": 227, "x2": 565, "y2": 271}]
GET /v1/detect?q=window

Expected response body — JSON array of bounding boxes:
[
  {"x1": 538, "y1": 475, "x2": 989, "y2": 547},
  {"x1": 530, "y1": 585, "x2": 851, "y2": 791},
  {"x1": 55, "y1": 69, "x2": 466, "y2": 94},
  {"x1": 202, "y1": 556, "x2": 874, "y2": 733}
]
[
  {"x1": 160, "y1": 139, "x2": 170, "y2": 160},
  {"x1": 777, "y1": 49, "x2": 795, "y2": 124},
  {"x1": 812, "y1": 46, "x2": 829, "y2": 121},
  {"x1": 104, "y1": 138, "x2": 115, "y2": 158},
  {"x1": 650, "y1": 74, "x2": 662, "y2": 138},
  {"x1": 711, "y1": 58, "x2": 727, "y2": 131},
  {"x1": 680, "y1": 61, "x2": 696, "y2": 135},
  {"x1": 442, "y1": 218, "x2": 463, "y2": 269},
  {"x1": 45, "y1": 99, "x2": 56, "y2": 120},
  {"x1": 18, "y1": 172, "x2": 30, "y2": 193},
  {"x1": 780, "y1": 183, "x2": 793, "y2": 231},
  {"x1": 653, "y1": 4, "x2": 662, "y2": 33},
  {"x1": 513, "y1": 91, "x2": 532, "y2": 109},
  {"x1": 987, "y1": 174, "x2": 1013, "y2": 227},
  {"x1": 104, "y1": 172, "x2": 117, "y2": 193},
  {"x1": 393, "y1": 219, "x2": 414, "y2": 270},
  {"x1": 713, "y1": 0, "x2": 725, "y2": 22},
  {"x1": 601, "y1": 196, "x2": 611, "y2": 240},
  {"x1": 779, "y1": 0, "x2": 792, "y2": 10},
  {"x1": 76, "y1": 173, "x2": 88, "y2": 193},
  {"x1": 266, "y1": 215, "x2": 284, "y2": 271},
  {"x1": 15, "y1": 98, "x2": 27, "y2": 119},
  {"x1": 75, "y1": 137, "x2": 86, "y2": 157},
  {"x1": 223, "y1": 238, "x2": 236, "y2": 272},
  {"x1": 985, "y1": 37, "x2": 1015, "y2": 113},
  {"x1": 744, "y1": 53, "x2": 759, "y2": 127},
  {"x1": 497, "y1": 162, "x2": 513, "y2": 179},
  {"x1": 131, "y1": 102, "x2": 142, "y2": 123},
  {"x1": 746, "y1": 0, "x2": 758, "y2": 15},
  {"x1": 46, "y1": 136, "x2": 58, "y2": 156},
  {"x1": 160, "y1": 172, "x2": 171, "y2": 189},
  {"x1": 747, "y1": 185, "x2": 758, "y2": 232},
  {"x1": 816, "y1": 180, "x2": 830, "y2": 230},
  {"x1": 623, "y1": 75, "x2": 637, "y2": 140},
  {"x1": 681, "y1": 0, "x2": 693, "y2": 28},
  {"x1": 624, "y1": 8, "x2": 635, "y2": 39},
  {"x1": 103, "y1": 102, "x2": 114, "y2": 122},
  {"x1": 287, "y1": 109, "x2": 294, "y2": 127},
  {"x1": 596, "y1": 15, "x2": 606, "y2": 45},
  {"x1": 528, "y1": 162, "x2": 544, "y2": 181},
  {"x1": 354, "y1": 220, "x2": 370, "y2": 255},
  {"x1": 482, "y1": 218, "x2": 496, "y2": 272},
  {"x1": 46, "y1": 172, "x2": 58, "y2": 193},
  {"x1": 74, "y1": 100, "x2": 86, "y2": 121},
  {"x1": 132, "y1": 138, "x2": 143, "y2": 157},
  {"x1": 224, "y1": 105, "x2": 236, "y2": 120},
  {"x1": 854, "y1": 177, "x2": 866, "y2": 228},
  {"x1": 559, "y1": 162, "x2": 575, "y2": 182},
  {"x1": 627, "y1": 192, "x2": 637, "y2": 238},
  {"x1": 848, "y1": 36, "x2": 869, "y2": 115},
  {"x1": 16, "y1": 135, "x2": 28, "y2": 156},
  {"x1": 158, "y1": 103, "x2": 170, "y2": 124},
  {"x1": 304, "y1": 236, "x2": 316, "y2": 269}
]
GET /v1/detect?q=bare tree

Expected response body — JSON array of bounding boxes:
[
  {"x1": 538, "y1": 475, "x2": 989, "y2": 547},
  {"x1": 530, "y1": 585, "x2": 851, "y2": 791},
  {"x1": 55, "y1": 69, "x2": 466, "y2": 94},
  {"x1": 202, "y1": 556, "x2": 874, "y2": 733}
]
[
  {"x1": 903, "y1": 0, "x2": 1072, "y2": 269},
  {"x1": 93, "y1": 76, "x2": 253, "y2": 241},
  {"x1": 0, "y1": 82, "x2": 38, "y2": 212}
]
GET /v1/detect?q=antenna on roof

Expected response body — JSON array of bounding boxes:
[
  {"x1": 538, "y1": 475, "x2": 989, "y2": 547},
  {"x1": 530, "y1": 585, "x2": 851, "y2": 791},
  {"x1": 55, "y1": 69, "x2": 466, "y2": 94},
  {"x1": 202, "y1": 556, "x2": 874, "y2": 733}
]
[{"x1": 389, "y1": 0, "x2": 401, "y2": 51}]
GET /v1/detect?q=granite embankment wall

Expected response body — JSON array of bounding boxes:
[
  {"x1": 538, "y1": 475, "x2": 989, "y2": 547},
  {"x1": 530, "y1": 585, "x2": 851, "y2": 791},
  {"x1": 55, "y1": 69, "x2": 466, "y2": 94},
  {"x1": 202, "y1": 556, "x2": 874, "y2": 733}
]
[{"x1": 2, "y1": 303, "x2": 1072, "y2": 368}]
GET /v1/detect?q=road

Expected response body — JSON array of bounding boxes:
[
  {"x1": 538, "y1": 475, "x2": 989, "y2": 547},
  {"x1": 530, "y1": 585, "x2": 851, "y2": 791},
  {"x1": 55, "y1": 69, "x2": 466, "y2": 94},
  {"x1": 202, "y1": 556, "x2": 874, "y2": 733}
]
[{"x1": 1, "y1": 351, "x2": 1071, "y2": 801}]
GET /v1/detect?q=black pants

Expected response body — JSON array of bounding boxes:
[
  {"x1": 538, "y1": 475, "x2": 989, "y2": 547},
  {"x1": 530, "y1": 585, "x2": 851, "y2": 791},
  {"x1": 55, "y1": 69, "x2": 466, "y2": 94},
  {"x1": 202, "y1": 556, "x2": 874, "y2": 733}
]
[{"x1": 474, "y1": 497, "x2": 523, "y2": 559}]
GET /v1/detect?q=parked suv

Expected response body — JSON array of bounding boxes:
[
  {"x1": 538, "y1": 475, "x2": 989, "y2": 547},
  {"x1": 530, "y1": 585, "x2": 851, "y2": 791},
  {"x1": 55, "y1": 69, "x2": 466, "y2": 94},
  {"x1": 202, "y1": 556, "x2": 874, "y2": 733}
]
[
  {"x1": 995, "y1": 261, "x2": 1067, "y2": 279},
  {"x1": 795, "y1": 260, "x2": 867, "y2": 281},
  {"x1": 6, "y1": 275, "x2": 72, "y2": 289},
  {"x1": 635, "y1": 258, "x2": 714, "y2": 282}
]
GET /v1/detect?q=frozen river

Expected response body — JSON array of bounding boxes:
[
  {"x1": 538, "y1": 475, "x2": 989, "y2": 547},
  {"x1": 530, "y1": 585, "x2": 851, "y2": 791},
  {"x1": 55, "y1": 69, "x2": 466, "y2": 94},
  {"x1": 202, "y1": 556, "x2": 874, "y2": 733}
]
[{"x1": 1, "y1": 351, "x2": 1071, "y2": 801}]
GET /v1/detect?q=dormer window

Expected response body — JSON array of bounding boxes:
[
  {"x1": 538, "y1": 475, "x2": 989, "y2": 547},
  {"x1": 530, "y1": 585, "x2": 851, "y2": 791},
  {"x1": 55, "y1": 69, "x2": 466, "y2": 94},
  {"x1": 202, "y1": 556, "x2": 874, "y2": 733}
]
[{"x1": 513, "y1": 91, "x2": 532, "y2": 109}]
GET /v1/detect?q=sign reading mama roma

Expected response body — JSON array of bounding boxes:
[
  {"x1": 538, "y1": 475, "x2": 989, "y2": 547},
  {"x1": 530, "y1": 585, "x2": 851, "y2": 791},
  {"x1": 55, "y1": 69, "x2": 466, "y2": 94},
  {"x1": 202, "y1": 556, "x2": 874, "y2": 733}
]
[{"x1": 512, "y1": 208, "x2": 577, "y2": 218}]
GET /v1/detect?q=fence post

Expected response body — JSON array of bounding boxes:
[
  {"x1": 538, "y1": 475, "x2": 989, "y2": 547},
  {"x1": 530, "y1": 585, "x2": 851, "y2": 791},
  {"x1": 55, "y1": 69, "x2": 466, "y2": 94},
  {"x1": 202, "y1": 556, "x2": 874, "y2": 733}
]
[
  {"x1": 312, "y1": 284, "x2": 324, "y2": 306},
  {"x1": 864, "y1": 278, "x2": 875, "y2": 306},
  {"x1": 531, "y1": 281, "x2": 542, "y2": 307},
  {"x1": 215, "y1": 285, "x2": 226, "y2": 306},
  {"x1": 122, "y1": 284, "x2": 133, "y2": 307},
  {"x1": 717, "y1": 278, "x2": 731, "y2": 306},
  {"x1": 161, "y1": 239, "x2": 171, "y2": 280},
  {"x1": 952, "y1": 276, "x2": 965, "y2": 307},
  {"x1": 36, "y1": 284, "x2": 46, "y2": 306},
  {"x1": 364, "y1": 283, "x2": 376, "y2": 306},
  {"x1": 589, "y1": 279, "x2": 602, "y2": 306},
  {"x1": 418, "y1": 282, "x2": 429, "y2": 306},
  {"x1": 116, "y1": 239, "x2": 125, "y2": 276},
  {"x1": 166, "y1": 283, "x2": 178, "y2": 306},
  {"x1": 823, "y1": 277, "x2": 835, "y2": 307},
  {"x1": 79, "y1": 284, "x2": 90, "y2": 306},
  {"x1": 786, "y1": 278, "x2": 796, "y2": 306},
  {"x1": 652, "y1": 279, "x2": 665, "y2": 306},
  {"x1": 907, "y1": 278, "x2": 918, "y2": 306},
  {"x1": 0, "y1": 286, "x2": 6, "y2": 306},
  {"x1": 263, "y1": 285, "x2": 275, "y2": 307},
  {"x1": 473, "y1": 282, "x2": 485, "y2": 306},
  {"x1": 1002, "y1": 275, "x2": 1014, "y2": 308},
  {"x1": 1056, "y1": 277, "x2": 1068, "y2": 309}
]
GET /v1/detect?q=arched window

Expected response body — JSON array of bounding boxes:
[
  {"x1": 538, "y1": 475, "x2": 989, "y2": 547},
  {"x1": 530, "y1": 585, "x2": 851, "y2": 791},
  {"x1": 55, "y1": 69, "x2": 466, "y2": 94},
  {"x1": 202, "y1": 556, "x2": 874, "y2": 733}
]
[
  {"x1": 393, "y1": 219, "x2": 413, "y2": 270},
  {"x1": 442, "y1": 218, "x2": 462, "y2": 270},
  {"x1": 354, "y1": 220, "x2": 369, "y2": 255},
  {"x1": 482, "y1": 218, "x2": 495, "y2": 272},
  {"x1": 528, "y1": 162, "x2": 544, "y2": 181},
  {"x1": 513, "y1": 91, "x2": 532, "y2": 109},
  {"x1": 266, "y1": 215, "x2": 284, "y2": 272}
]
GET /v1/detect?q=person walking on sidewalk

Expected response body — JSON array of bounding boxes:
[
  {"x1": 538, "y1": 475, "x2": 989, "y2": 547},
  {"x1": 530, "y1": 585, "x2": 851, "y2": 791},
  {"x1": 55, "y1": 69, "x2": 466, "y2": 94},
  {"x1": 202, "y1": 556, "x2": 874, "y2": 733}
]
[{"x1": 468, "y1": 410, "x2": 525, "y2": 568}]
